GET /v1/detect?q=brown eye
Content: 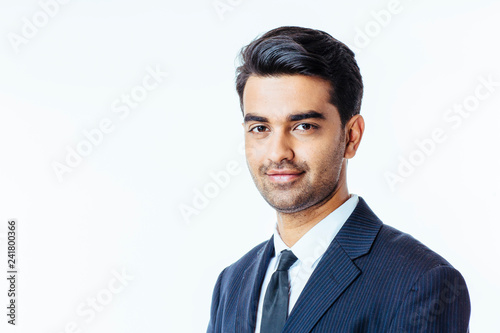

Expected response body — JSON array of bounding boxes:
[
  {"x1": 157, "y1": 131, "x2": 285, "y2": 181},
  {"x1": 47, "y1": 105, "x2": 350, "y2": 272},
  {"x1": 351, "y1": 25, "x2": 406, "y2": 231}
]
[
  {"x1": 295, "y1": 123, "x2": 318, "y2": 131},
  {"x1": 250, "y1": 125, "x2": 268, "y2": 133}
]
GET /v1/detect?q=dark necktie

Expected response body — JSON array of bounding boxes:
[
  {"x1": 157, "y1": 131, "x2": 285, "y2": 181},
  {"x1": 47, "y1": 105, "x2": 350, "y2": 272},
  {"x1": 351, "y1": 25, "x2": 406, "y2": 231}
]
[{"x1": 261, "y1": 249, "x2": 298, "y2": 333}]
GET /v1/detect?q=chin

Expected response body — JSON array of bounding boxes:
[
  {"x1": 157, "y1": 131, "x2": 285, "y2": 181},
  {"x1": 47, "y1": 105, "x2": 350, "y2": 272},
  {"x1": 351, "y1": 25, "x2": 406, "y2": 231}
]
[{"x1": 266, "y1": 197, "x2": 312, "y2": 214}]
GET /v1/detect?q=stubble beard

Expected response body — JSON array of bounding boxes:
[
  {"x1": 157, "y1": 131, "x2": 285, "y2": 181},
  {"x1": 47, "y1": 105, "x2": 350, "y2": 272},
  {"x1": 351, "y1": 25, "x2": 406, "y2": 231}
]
[{"x1": 249, "y1": 141, "x2": 345, "y2": 214}]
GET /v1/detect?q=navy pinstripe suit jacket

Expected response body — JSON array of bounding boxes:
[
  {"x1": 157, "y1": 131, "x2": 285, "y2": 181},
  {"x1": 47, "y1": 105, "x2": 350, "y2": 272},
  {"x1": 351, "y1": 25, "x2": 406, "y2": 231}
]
[{"x1": 207, "y1": 197, "x2": 471, "y2": 332}]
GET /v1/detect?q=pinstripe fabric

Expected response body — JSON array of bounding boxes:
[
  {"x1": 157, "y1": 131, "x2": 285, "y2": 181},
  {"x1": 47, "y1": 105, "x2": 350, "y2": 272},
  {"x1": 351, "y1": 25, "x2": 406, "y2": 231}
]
[{"x1": 207, "y1": 197, "x2": 471, "y2": 332}]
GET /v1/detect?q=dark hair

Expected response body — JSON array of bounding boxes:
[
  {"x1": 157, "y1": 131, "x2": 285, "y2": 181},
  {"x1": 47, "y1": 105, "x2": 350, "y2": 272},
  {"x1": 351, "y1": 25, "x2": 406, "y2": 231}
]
[{"x1": 235, "y1": 26, "x2": 363, "y2": 126}]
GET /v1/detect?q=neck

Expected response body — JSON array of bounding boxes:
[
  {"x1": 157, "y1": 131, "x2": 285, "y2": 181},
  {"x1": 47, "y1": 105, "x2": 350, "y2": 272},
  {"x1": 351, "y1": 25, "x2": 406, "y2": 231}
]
[{"x1": 275, "y1": 164, "x2": 350, "y2": 248}]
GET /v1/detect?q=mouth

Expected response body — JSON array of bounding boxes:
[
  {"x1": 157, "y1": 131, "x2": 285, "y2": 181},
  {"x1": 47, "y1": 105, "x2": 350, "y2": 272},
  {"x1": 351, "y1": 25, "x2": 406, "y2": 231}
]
[{"x1": 265, "y1": 170, "x2": 305, "y2": 183}]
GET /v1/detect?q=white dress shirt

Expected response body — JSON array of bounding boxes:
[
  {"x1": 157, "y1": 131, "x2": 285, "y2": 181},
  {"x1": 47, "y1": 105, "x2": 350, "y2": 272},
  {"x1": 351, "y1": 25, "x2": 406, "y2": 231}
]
[{"x1": 254, "y1": 194, "x2": 359, "y2": 333}]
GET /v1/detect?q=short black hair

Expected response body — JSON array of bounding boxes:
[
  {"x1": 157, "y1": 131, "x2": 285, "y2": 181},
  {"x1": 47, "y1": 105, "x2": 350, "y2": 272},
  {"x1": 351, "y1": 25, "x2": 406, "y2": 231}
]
[{"x1": 235, "y1": 26, "x2": 363, "y2": 127}]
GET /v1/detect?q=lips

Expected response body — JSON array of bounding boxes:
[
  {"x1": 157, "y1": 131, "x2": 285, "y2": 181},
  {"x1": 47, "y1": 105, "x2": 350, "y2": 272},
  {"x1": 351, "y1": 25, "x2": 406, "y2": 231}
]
[
  {"x1": 267, "y1": 169, "x2": 302, "y2": 175},
  {"x1": 266, "y1": 169, "x2": 304, "y2": 183}
]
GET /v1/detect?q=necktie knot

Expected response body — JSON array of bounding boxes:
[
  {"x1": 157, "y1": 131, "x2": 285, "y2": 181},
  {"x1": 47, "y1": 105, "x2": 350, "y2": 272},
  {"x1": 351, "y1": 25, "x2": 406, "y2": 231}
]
[{"x1": 277, "y1": 249, "x2": 298, "y2": 271}]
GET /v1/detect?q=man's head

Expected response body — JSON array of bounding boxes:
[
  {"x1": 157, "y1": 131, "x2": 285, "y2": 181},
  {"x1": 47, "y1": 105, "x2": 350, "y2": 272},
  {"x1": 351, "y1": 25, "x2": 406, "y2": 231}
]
[{"x1": 236, "y1": 26, "x2": 364, "y2": 214}]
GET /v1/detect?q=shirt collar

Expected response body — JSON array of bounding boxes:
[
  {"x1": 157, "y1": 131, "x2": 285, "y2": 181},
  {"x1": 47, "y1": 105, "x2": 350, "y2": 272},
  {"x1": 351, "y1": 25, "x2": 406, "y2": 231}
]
[{"x1": 272, "y1": 194, "x2": 359, "y2": 270}]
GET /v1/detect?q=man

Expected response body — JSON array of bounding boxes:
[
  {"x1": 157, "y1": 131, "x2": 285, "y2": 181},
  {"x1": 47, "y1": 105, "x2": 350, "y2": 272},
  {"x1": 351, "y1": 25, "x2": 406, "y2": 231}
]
[{"x1": 207, "y1": 26, "x2": 470, "y2": 332}]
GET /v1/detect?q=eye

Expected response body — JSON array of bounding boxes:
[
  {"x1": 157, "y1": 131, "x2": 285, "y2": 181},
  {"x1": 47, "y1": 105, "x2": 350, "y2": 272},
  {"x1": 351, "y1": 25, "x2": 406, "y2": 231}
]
[
  {"x1": 295, "y1": 123, "x2": 318, "y2": 131},
  {"x1": 249, "y1": 125, "x2": 269, "y2": 133}
]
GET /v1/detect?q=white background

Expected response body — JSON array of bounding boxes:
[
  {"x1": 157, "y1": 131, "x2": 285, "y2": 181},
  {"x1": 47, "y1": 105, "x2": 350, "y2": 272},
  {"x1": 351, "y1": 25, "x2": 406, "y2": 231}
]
[{"x1": 0, "y1": 0, "x2": 499, "y2": 332}]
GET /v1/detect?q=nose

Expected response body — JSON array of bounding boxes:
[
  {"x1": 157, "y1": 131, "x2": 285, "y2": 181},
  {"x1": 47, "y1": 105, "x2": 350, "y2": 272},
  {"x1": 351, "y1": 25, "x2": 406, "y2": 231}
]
[{"x1": 266, "y1": 130, "x2": 294, "y2": 164}]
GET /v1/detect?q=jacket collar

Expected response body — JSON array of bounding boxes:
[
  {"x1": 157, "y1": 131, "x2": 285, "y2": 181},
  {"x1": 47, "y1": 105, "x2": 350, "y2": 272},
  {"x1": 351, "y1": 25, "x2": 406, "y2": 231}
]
[{"x1": 235, "y1": 196, "x2": 382, "y2": 333}]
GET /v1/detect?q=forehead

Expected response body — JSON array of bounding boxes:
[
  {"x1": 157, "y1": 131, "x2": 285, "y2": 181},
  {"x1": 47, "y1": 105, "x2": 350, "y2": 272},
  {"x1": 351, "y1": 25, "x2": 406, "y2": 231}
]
[{"x1": 242, "y1": 74, "x2": 337, "y2": 121}]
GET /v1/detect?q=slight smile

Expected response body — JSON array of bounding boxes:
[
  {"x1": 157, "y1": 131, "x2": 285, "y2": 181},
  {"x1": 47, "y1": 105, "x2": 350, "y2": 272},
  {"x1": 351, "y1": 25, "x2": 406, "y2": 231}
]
[{"x1": 266, "y1": 170, "x2": 305, "y2": 183}]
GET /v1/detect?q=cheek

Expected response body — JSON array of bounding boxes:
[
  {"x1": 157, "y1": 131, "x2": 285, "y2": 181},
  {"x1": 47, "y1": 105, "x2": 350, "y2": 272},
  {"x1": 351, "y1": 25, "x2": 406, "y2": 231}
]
[
  {"x1": 245, "y1": 142, "x2": 263, "y2": 168},
  {"x1": 296, "y1": 142, "x2": 328, "y2": 161},
  {"x1": 299, "y1": 141, "x2": 340, "y2": 171}
]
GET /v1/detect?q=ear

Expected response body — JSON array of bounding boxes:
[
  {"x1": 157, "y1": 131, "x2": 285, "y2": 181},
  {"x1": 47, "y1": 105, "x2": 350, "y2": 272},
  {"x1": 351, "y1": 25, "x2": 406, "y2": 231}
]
[{"x1": 344, "y1": 115, "x2": 365, "y2": 159}]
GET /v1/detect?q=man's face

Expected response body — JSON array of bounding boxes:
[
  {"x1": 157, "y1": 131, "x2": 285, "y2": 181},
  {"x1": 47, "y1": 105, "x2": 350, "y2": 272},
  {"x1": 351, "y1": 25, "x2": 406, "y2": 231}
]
[{"x1": 242, "y1": 74, "x2": 346, "y2": 214}]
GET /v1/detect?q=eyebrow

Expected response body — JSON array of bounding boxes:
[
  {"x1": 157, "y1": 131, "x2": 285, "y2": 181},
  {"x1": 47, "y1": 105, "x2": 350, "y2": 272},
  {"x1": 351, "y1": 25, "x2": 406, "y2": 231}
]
[{"x1": 243, "y1": 110, "x2": 326, "y2": 123}]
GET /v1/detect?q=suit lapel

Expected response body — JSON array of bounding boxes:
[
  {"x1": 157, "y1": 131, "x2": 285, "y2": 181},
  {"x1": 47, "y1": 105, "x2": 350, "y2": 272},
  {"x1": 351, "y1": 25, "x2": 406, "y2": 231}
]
[
  {"x1": 235, "y1": 234, "x2": 275, "y2": 333},
  {"x1": 283, "y1": 240, "x2": 360, "y2": 332},
  {"x1": 283, "y1": 197, "x2": 383, "y2": 332}
]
